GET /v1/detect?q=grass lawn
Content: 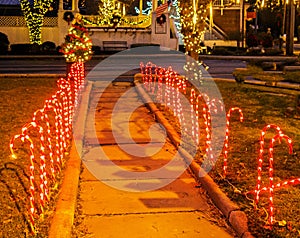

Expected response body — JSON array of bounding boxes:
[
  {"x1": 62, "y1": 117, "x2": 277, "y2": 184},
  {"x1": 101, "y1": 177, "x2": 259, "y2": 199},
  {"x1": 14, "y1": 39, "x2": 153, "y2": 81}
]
[
  {"x1": 0, "y1": 77, "x2": 60, "y2": 237},
  {"x1": 212, "y1": 81, "x2": 300, "y2": 237}
]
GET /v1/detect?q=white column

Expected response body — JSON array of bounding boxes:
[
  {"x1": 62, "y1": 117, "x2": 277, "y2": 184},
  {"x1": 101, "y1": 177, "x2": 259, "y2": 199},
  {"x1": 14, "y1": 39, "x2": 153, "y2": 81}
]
[
  {"x1": 123, "y1": 3, "x2": 126, "y2": 16},
  {"x1": 73, "y1": 0, "x2": 79, "y2": 12},
  {"x1": 152, "y1": 0, "x2": 157, "y2": 11},
  {"x1": 139, "y1": 0, "x2": 143, "y2": 15}
]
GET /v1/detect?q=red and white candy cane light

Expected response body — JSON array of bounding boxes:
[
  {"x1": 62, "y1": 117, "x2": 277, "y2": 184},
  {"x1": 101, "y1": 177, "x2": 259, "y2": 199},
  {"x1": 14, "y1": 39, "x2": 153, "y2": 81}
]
[
  {"x1": 255, "y1": 124, "x2": 282, "y2": 204},
  {"x1": 9, "y1": 62, "x2": 85, "y2": 233},
  {"x1": 267, "y1": 133, "x2": 293, "y2": 225},
  {"x1": 249, "y1": 124, "x2": 300, "y2": 227},
  {"x1": 222, "y1": 107, "x2": 243, "y2": 177}
]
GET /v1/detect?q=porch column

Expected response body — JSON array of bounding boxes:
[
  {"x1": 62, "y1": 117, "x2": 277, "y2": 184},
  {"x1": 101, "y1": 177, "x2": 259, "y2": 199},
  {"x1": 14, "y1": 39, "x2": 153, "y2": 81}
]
[
  {"x1": 123, "y1": 3, "x2": 126, "y2": 16},
  {"x1": 73, "y1": 0, "x2": 79, "y2": 12},
  {"x1": 139, "y1": 0, "x2": 143, "y2": 15},
  {"x1": 152, "y1": 0, "x2": 157, "y2": 11}
]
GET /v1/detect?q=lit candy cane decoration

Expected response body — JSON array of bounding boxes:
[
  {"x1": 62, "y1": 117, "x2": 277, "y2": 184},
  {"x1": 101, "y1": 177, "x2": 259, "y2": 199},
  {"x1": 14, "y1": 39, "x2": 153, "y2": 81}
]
[
  {"x1": 49, "y1": 96, "x2": 65, "y2": 168},
  {"x1": 190, "y1": 90, "x2": 206, "y2": 146},
  {"x1": 202, "y1": 94, "x2": 216, "y2": 164},
  {"x1": 258, "y1": 178, "x2": 300, "y2": 195},
  {"x1": 10, "y1": 134, "x2": 36, "y2": 232},
  {"x1": 32, "y1": 108, "x2": 56, "y2": 180},
  {"x1": 45, "y1": 98, "x2": 64, "y2": 171},
  {"x1": 140, "y1": 62, "x2": 145, "y2": 77},
  {"x1": 189, "y1": 90, "x2": 213, "y2": 155},
  {"x1": 173, "y1": 70, "x2": 186, "y2": 132},
  {"x1": 57, "y1": 81, "x2": 72, "y2": 145},
  {"x1": 255, "y1": 124, "x2": 282, "y2": 204},
  {"x1": 168, "y1": 68, "x2": 175, "y2": 115},
  {"x1": 150, "y1": 63, "x2": 157, "y2": 95},
  {"x1": 223, "y1": 107, "x2": 244, "y2": 177},
  {"x1": 190, "y1": 89, "x2": 197, "y2": 144},
  {"x1": 267, "y1": 133, "x2": 293, "y2": 226},
  {"x1": 69, "y1": 62, "x2": 85, "y2": 109},
  {"x1": 145, "y1": 62, "x2": 152, "y2": 92},
  {"x1": 164, "y1": 68, "x2": 171, "y2": 109},
  {"x1": 156, "y1": 67, "x2": 164, "y2": 103},
  {"x1": 8, "y1": 62, "x2": 85, "y2": 233},
  {"x1": 21, "y1": 122, "x2": 49, "y2": 212}
]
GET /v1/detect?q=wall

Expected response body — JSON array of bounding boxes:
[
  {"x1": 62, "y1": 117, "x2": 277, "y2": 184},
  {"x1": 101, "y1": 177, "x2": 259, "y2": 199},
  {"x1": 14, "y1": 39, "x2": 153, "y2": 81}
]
[
  {"x1": 212, "y1": 9, "x2": 241, "y2": 37},
  {"x1": 0, "y1": 2, "x2": 178, "y2": 50},
  {"x1": 88, "y1": 28, "x2": 152, "y2": 49},
  {"x1": 0, "y1": 26, "x2": 60, "y2": 45}
]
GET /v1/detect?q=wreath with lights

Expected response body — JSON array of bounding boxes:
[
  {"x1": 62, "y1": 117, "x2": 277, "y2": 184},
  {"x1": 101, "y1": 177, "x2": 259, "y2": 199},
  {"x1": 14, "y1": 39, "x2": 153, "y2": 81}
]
[
  {"x1": 63, "y1": 11, "x2": 75, "y2": 24},
  {"x1": 156, "y1": 14, "x2": 166, "y2": 26}
]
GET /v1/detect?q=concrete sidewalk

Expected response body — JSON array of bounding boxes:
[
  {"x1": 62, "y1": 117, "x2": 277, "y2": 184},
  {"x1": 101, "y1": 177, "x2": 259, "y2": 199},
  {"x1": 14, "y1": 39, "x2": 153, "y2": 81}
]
[{"x1": 72, "y1": 81, "x2": 234, "y2": 237}]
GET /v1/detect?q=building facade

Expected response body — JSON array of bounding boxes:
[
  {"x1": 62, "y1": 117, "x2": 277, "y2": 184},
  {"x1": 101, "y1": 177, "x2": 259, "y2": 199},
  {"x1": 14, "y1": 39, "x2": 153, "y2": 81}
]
[{"x1": 0, "y1": 0, "x2": 242, "y2": 50}]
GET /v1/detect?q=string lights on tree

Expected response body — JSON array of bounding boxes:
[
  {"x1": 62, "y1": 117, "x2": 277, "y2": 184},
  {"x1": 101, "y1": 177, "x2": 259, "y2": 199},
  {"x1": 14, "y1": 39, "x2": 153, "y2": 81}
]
[
  {"x1": 169, "y1": 0, "x2": 182, "y2": 40},
  {"x1": 19, "y1": 0, "x2": 54, "y2": 44},
  {"x1": 179, "y1": 0, "x2": 210, "y2": 58},
  {"x1": 60, "y1": 14, "x2": 93, "y2": 63},
  {"x1": 135, "y1": 1, "x2": 153, "y2": 15},
  {"x1": 97, "y1": 0, "x2": 122, "y2": 26}
]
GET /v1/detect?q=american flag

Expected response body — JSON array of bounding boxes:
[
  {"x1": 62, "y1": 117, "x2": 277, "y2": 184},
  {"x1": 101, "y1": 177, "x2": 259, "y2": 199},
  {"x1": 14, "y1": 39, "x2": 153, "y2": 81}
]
[{"x1": 155, "y1": 1, "x2": 172, "y2": 18}]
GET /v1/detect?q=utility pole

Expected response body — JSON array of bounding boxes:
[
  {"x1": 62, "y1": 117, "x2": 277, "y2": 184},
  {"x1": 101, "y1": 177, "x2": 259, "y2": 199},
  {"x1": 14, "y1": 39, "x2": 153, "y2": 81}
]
[{"x1": 286, "y1": 0, "x2": 295, "y2": 55}]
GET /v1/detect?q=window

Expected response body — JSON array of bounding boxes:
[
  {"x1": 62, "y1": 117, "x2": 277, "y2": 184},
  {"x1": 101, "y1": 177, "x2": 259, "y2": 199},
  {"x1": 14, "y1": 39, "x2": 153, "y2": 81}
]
[
  {"x1": 78, "y1": 0, "x2": 86, "y2": 14},
  {"x1": 63, "y1": 0, "x2": 72, "y2": 10}
]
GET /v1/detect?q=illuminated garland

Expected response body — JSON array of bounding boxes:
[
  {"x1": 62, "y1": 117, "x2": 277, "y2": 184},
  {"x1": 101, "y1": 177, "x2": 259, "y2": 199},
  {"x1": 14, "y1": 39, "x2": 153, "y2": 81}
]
[
  {"x1": 60, "y1": 17, "x2": 93, "y2": 63},
  {"x1": 122, "y1": 15, "x2": 151, "y2": 26},
  {"x1": 82, "y1": 14, "x2": 151, "y2": 27},
  {"x1": 179, "y1": 0, "x2": 210, "y2": 54},
  {"x1": 20, "y1": 0, "x2": 54, "y2": 44}
]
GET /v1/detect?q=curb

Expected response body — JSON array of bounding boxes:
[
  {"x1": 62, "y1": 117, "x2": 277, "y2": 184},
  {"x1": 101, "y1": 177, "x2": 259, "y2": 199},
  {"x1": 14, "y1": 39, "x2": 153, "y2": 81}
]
[
  {"x1": 213, "y1": 77, "x2": 300, "y2": 91},
  {"x1": 48, "y1": 82, "x2": 93, "y2": 238},
  {"x1": 0, "y1": 74, "x2": 65, "y2": 78},
  {"x1": 133, "y1": 76, "x2": 254, "y2": 238},
  {"x1": 0, "y1": 55, "x2": 108, "y2": 60}
]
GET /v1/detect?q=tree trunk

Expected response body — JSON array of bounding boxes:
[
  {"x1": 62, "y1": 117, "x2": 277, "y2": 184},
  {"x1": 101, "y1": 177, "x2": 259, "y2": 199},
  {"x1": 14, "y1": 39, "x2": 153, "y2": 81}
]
[
  {"x1": 190, "y1": 51, "x2": 199, "y2": 61},
  {"x1": 27, "y1": 17, "x2": 43, "y2": 45}
]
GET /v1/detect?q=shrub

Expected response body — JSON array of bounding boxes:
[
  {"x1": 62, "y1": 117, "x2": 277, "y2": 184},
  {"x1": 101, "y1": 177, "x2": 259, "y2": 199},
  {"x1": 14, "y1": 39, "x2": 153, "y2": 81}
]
[
  {"x1": 258, "y1": 32, "x2": 273, "y2": 48},
  {"x1": 10, "y1": 43, "x2": 41, "y2": 55},
  {"x1": 41, "y1": 41, "x2": 56, "y2": 54},
  {"x1": 0, "y1": 32, "x2": 9, "y2": 54},
  {"x1": 92, "y1": 45, "x2": 101, "y2": 55},
  {"x1": 211, "y1": 46, "x2": 235, "y2": 55},
  {"x1": 263, "y1": 48, "x2": 283, "y2": 56},
  {"x1": 10, "y1": 44, "x2": 32, "y2": 55},
  {"x1": 246, "y1": 33, "x2": 259, "y2": 47}
]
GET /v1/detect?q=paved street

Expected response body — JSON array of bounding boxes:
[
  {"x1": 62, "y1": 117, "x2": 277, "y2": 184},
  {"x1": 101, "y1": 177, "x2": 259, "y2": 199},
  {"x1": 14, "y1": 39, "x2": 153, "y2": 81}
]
[{"x1": 0, "y1": 53, "x2": 247, "y2": 80}]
